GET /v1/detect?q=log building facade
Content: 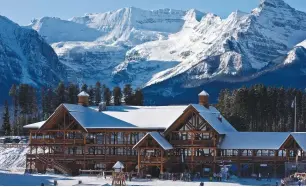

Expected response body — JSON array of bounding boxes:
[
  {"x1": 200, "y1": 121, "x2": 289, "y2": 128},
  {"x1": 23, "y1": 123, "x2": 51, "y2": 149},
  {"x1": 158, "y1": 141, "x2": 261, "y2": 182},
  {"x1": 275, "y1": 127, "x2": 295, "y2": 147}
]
[{"x1": 24, "y1": 91, "x2": 306, "y2": 177}]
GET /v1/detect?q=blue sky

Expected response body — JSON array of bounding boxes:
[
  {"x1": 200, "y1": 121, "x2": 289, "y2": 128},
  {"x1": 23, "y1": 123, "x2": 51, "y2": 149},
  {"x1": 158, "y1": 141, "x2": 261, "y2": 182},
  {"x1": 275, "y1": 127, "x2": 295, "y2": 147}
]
[{"x1": 0, "y1": 0, "x2": 305, "y2": 25}]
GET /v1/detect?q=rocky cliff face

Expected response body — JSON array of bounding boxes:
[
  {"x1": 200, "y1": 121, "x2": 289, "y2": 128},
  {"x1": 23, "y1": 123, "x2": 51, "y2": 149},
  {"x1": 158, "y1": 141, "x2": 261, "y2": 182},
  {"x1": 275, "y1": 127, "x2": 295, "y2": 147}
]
[{"x1": 0, "y1": 16, "x2": 66, "y2": 98}]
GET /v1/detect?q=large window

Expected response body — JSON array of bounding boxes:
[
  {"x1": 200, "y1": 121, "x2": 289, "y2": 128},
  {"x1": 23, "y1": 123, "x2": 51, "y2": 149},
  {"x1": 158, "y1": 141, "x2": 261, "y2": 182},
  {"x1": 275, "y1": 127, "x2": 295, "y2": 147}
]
[
  {"x1": 222, "y1": 150, "x2": 238, "y2": 156},
  {"x1": 256, "y1": 150, "x2": 275, "y2": 157}
]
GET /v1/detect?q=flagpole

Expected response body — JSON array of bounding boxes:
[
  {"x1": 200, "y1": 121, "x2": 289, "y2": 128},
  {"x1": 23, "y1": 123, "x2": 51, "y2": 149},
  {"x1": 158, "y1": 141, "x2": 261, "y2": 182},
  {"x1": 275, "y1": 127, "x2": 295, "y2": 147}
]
[{"x1": 294, "y1": 96, "x2": 297, "y2": 132}]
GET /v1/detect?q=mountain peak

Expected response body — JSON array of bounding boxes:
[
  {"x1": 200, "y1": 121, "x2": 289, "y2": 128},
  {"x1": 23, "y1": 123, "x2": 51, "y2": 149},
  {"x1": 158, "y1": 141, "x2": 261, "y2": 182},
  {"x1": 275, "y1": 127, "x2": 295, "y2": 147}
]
[{"x1": 259, "y1": 0, "x2": 290, "y2": 9}]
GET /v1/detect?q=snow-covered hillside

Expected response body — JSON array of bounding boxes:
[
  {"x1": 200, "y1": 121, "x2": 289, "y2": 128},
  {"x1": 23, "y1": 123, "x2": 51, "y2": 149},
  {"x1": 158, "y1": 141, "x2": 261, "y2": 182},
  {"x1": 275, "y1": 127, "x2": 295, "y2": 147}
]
[
  {"x1": 0, "y1": 16, "x2": 66, "y2": 97},
  {"x1": 0, "y1": 147, "x2": 28, "y2": 171}
]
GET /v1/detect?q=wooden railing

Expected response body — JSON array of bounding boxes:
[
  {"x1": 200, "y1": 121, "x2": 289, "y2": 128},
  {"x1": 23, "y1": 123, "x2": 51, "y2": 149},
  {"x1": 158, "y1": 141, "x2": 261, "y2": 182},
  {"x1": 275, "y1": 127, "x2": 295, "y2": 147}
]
[
  {"x1": 36, "y1": 154, "x2": 72, "y2": 174},
  {"x1": 30, "y1": 139, "x2": 84, "y2": 145},
  {"x1": 170, "y1": 140, "x2": 214, "y2": 147}
]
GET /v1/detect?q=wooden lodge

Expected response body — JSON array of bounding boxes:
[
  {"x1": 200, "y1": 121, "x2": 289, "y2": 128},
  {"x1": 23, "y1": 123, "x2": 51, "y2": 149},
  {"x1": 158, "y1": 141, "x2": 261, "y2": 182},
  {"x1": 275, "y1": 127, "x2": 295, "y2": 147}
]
[{"x1": 24, "y1": 90, "x2": 306, "y2": 178}]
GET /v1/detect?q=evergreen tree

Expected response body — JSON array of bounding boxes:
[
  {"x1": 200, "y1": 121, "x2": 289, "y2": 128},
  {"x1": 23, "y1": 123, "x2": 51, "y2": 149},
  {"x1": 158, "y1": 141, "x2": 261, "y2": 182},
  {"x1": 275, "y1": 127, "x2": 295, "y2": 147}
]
[
  {"x1": 2, "y1": 100, "x2": 11, "y2": 136},
  {"x1": 55, "y1": 82, "x2": 66, "y2": 106},
  {"x1": 113, "y1": 86, "x2": 122, "y2": 106},
  {"x1": 81, "y1": 84, "x2": 88, "y2": 92},
  {"x1": 103, "y1": 87, "x2": 111, "y2": 106},
  {"x1": 67, "y1": 83, "x2": 78, "y2": 104},
  {"x1": 88, "y1": 86, "x2": 95, "y2": 105},
  {"x1": 133, "y1": 89, "x2": 144, "y2": 106},
  {"x1": 9, "y1": 84, "x2": 18, "y2": 135},
  {"x1": 94, "y1": 82, "x2": 102, "y2": 105},
  {"x1": 123, "y1": 84, "x2": 133, "y2": 105}
]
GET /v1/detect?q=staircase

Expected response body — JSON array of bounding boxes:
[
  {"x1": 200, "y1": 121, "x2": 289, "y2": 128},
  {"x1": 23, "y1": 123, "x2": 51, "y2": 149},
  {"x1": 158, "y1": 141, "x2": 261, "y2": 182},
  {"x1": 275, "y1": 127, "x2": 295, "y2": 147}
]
[{"x1": 36, "y1": 155, "x2": 72, "y2": 175}]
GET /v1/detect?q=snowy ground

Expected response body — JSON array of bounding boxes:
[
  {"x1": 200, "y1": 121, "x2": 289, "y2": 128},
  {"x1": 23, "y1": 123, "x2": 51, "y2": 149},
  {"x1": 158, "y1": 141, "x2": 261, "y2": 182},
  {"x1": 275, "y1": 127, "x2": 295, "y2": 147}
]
[
  {"x1": 0, "y1": 171, "x2": 280, "y2": 186},
  {"x1": 0, "y1": 146, "x2": 28, "y2": 172}
]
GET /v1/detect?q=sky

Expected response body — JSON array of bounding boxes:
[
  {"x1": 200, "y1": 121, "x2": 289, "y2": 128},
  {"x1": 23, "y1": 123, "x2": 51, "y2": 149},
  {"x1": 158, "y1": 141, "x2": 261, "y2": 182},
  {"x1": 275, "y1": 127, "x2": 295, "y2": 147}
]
[{"x1": 0, "y1": 0, "x2": 305, "y2": 25}]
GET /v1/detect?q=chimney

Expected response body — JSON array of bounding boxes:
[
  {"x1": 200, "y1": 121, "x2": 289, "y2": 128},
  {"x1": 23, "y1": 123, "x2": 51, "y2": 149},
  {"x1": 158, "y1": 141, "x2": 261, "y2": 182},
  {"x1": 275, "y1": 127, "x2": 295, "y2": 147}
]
[
  {"x1": 78, "y1": 91, "x2": 89, "y2": 106},
  {"x1": 198, "y1": 90, "x2": 209, "y2": 108}
]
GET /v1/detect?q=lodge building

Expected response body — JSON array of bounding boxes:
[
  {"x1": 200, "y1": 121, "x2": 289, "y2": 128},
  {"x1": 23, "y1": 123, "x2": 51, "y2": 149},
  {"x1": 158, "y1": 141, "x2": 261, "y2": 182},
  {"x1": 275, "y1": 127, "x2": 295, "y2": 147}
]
[{"x1": 24, "y1": 91, "x2": 306, "y2": 177}]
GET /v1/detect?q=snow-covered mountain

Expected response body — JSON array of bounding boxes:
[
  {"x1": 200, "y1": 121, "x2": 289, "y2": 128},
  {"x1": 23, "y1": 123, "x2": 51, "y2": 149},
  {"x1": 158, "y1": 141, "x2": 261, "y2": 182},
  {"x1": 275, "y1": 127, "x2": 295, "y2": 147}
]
[
  {"x1": 25, "y1": 0, "x2": 306, "y2": 104},
  {"x1": 117, "y1": 0, "x2": 306, "y2": 89},
  {"x1": 0, "y1": 16, "x2": 66, "y2": 100},
  {"x1": 29, "y1": 8, "x2": 204, "y2": 85}
]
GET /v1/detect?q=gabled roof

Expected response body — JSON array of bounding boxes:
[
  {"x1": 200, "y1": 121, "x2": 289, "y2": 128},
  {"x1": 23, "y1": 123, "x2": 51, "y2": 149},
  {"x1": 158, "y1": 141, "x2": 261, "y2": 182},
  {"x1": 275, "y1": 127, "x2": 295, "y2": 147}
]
[
  {"x1": 78, "y1": 91, "x2": 89, "y2": 97},
  {"x1": 291, "y1": 133, "x2": 306, "y2": 151},
  {"x1": 220, "y1": 132, "x2": 290, "y2": 150},
  {"x1": 90, "y1": 105, "x2": 188, "y2": 129},
  {"x1": 113, "y1": 161, "x2": 124, "y2": 169},
  {"x1": 191, "y1": 104, "x2": 237, "y2": 134},
  {"x1": 133, "y1": 132, "x2": 173, "y2": 150},
  {"x1": 199, "y1": 90, "x2": 209, "y2": 96},
  {"x1": 23, "y1": 121, "x2": 46, "y2": 129},
  {"x1": 63, "y1": 104, "x2": 137, "y2": 129}
]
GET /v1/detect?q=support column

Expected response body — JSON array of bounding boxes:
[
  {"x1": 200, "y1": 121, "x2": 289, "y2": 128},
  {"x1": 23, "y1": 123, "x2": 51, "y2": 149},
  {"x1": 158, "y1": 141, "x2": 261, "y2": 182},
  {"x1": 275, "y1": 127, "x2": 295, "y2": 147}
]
[
  {"x1": 161, "y1": 149, "x2": 164, "y2": 174},
  {"x1": 138, "y1": 149, "x2": 141, "y2": 174},
  {"x1": 273, "y1": 163, "x2": 277, "y2": 178}
]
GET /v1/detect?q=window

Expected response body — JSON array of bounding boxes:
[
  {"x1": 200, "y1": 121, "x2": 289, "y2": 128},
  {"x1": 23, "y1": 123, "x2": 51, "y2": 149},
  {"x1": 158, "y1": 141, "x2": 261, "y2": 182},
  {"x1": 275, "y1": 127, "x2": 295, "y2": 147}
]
[
  {"x1": 96, "y1": 134, "x2": 104, "y2": 144},
  {"x1": 222, "y1": 150, "x2": 238, "y2": 156},
  {"x1": 95, "y1": 163, "x2": 106, "y2": 170},
  {"x1": 95, "y1": 147, "x2": 103, "y2": 155}
]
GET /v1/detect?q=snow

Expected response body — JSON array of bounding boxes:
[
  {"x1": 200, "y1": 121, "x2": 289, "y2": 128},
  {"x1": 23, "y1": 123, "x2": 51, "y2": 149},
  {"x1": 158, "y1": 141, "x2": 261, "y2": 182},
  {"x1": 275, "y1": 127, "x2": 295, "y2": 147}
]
[
  {"x1": 112, "y1": 161, "x2": 124, "y2": 169},
  {"x1": 0, "y1": 146, "x2": 29, "y2": 171},
  {"x1": 63, "y1": 104, "x2": 137, "y2": 129},
  {"x1": 90, "y1": 105, "x2": 188, "y2": 129},
  {"x1": 198, "y1": 90, "x2": 209, "y2": 96},
  {"x1": 220, "y1": 132, "x2": 290, "y2": 150},
  {"x1": 0, "y1": 171, "x2": 281, "y2": 186},
  {"x1": 191, "y1": 104, "x2": 238, "y2": 134},
  {"x1": 297, "y1": 40, "x2": 306, "y2": 48},
  {"x1": 23, "y1": 121, "x2": 45, "y2": 129},
  {"x1": 133, "y1": 132, "x2": 173, "y2": 150},
  {"x1": 77, "y1": 91, "x2": 89, "y2": 97}
]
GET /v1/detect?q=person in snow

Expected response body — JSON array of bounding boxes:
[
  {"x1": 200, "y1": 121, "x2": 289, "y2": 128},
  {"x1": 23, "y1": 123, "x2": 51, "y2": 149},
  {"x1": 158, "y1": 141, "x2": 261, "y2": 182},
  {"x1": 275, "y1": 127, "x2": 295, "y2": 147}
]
[
  {"x1": 213, "y1": 172, "x2": 216, "y2": 181},
  {"x1": 200, "y1": 181, "x2": 204, "y2": 186},
  {"x1": 267, "y1": 173, "x2": 271, "y2": 182}
]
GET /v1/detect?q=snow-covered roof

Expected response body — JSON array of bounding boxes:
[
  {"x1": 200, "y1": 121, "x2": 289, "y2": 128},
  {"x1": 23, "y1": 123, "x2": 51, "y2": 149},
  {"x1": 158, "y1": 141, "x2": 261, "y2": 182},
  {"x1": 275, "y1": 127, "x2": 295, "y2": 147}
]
[
  {"x1": 89, "y1": 105, "x2": 188, "y2": 129},
  {"x1": 191, "y1": 104, "x2": 237, "y2": 134},
  {"x1": 198, "y1": 90, "x2": 209, "y2": 96},
  {"x1": 23, "y1": 121, "x2": 46, "y2": 129},
  {"x1": 78, "y1": 91, "x2": 89, "y2": 97},
  {"x1": 291, "y1": 133, "x2": 306, "y2": 151},
  {"x1": 64, "y1": 104, "x2": 137, "y2": 129},
  {"x1": 220, "y1": 132, "x2": 290, "y2": 150},
  {"x1": 112, "y1": 161, "x2": 124, "y2": 169},
  {"x1": 133, "y1": 132, "x2": 173, "y2": 150}
]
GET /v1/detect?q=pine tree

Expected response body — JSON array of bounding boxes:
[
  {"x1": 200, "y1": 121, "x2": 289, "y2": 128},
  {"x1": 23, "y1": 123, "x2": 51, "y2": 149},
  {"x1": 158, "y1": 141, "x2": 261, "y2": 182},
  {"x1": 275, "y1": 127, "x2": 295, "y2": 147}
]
[
  {"x1": 67, "y1": 83, "x2": 78, "y2": 104},
  {"x1": 113, "y1": 86, "x2": 122, "y2": 106},
  {"x1": 133, "y1": 89, "x2": 144, "y2": 106},
  {"x1": 2, "y1": 100, "x2": 11, "y2": 136},
  {"x1": 55, "y1": 82, "x2": 66, "y2": 106},
  {"x1": 103, "y1": 87, "x2": 111, "y2": 106},
  {"x1": 88, "y1": 86, "x2": 95, "y2": 105},
  {"x1": 94, "y1": 82, "x2": 102, "y2": 105},
  {"x1": 123, "y1": 84, "x2": 133, "y2": 105},
  {"x1": 81, "y1": 84, "x2": 88, "y2": 92},
  {"x1": 9, "y1": 84, "x2": 18, "y2": 135}
]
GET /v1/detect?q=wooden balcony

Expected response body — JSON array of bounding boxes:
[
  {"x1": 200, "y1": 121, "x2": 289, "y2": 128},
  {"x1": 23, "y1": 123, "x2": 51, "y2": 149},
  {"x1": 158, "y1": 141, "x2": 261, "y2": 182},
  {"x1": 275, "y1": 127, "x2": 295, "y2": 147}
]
[
  {"x1": 140, "y1": 157, "x2": 166, "y2": 164},
  {"x1": 170, "y1": 140, "x2": 214, "y2": 147},
  {"x1": 30, "y1": 139, "x2": 84, "y2": 145}
]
